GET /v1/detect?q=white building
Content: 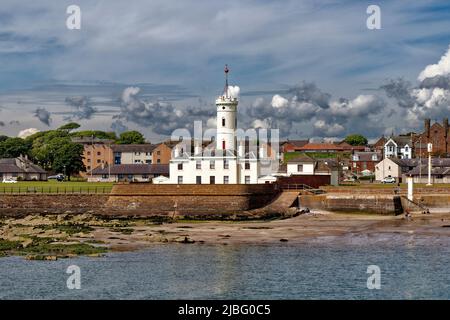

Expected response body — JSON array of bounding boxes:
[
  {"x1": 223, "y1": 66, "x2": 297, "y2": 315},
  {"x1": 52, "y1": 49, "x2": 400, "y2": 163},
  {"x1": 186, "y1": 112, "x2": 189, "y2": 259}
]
[
  {"x1": 165, "y1": 66, "x2": 268, "y2": 184},
  {"x1": 112, "y1": 144, "x2": 156, "y2": 164},
  {"x1": 384, "y1": 136, "x2": 412, "y2": 159}
]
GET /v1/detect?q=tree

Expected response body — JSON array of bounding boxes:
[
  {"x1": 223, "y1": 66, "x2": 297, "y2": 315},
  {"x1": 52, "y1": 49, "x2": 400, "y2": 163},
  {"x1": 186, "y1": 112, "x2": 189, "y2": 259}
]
[
  {"x1": 117, "y1": 131, "x2": 145, "y2": 144},
  {"x1": 58, "y1": 122, "x2": 81, "y2": 131},
  {"x1": 52, "y1": 142, "x2": 85, "y2": 180},
  {"x1": 71, "y1": 130, "x2": 117, "y2": 141},
  {"x1": 344, "y1": 134, "x2": 368, "y2": 146},
  {"x1": 0, "y1": 137, "x2": 32, "y2": 158},
  {"x1": 0, "y1": 135, "x2": 9, "y2": 143}
]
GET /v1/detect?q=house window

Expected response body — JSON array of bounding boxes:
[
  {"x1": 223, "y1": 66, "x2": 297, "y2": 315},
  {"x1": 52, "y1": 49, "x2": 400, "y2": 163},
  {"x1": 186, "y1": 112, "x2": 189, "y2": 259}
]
[
  {"x1": 210, "y1": 160, "x2": 215, "y2": 169},
  {"x1": 245, "y1": 176, "x2": 251, "y2": 184},
  {"x1": 224, "y1": 176, "x2": 229, "y2": 184},
  {"x1": 157, "y1": 159, "x2": 161, "y2": 164},
  {"x1": 97, "y1": 152, "x2": 101, "y2": 156},
  {"x1": 224, "y1": 160, "x2": 229, "y2": 169},
  {"x1": 145, "y1": 160, "x2": 152, "y2": 164},
  {"x1": 177, "y1": 176, "x2": 183, "y2": 184},
  {"x1": 134, "y1": 160, "x2": 141, "y2": 164},
  {"x1": 157, "y1": 151, "x2": 161, "y2": 155},
  {"x1": 196, "y1": 176, "x2": 201, "y2": 184},
  {"x1": 118, "y1": 174, "x2": 124, "y2": 180},
  {"x1": 196, "y1": 161, "x2": 201, "y2": 169},
  {"x1": 245, "y1": 161, "x2": 250, "y2": 170},
  {"x1": 102, "y1": 174, "x2": 108, "y2": 179},
  {"x1": 87, "y1": 151, "x2": 91, "y2": 156},
  {"x1": 142, "y1": 175, "x2": 148, "y2": 179},
  {"x1": 97, "y1": 159, "x2": 101, "y2": 164},
  {"x1": 297, "y1": 164, "x2": 303, "y2": 172},
  {"x1": 135, "y1": 152, "x2": 141, "y2": 156},
  {"x1": 87, "y1": 166, "x2": 91, "y2": 170},
  {"x1": 178, "y1": 163, "x2": 183, "y2": 170},
  {"x1": 222, "y1": 118, "x2": 226, "y2": 127},
  {"x1": 210, "y1": 176, "x2": 215, "y2": 184},
  {"x1": 87, "y1": 159, "x2": 91, "y2": 163},
  {"x1": 372, "y1": 155, "x2": 378, "y2": 161}
]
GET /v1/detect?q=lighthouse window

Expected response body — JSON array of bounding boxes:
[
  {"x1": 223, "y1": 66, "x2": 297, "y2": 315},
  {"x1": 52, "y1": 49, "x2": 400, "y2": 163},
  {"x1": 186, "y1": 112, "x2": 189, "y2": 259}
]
[
  {"x1": 222, "y1": 118, "x2": 226, "y2": 127},
  {"x1": 222, "y1": 107, "x2": 225, "y2": 110}
]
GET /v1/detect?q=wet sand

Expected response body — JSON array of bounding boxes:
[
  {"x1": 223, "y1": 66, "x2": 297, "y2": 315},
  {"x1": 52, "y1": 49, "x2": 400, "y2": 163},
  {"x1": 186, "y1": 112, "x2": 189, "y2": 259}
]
[{"x1": 1, "y1": 211, "x2": 450, "y2": 258}]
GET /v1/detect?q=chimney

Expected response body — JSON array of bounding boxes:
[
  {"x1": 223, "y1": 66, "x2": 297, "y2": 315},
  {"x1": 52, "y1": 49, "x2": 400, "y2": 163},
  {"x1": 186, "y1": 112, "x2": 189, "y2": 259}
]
[
  {"x1": 444, "y1": 118, "x2": 449, "y2": 138},
  {"x1": 425, "y1": 118, "x2": 431, "y2": 138}
]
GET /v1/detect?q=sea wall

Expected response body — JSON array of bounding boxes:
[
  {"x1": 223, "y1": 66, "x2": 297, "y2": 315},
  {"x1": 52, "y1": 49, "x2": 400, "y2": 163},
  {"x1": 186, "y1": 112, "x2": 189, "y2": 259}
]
[
  {"x1": 105, "y1": 183, "x2": 278, "y2": 218},
  {"x1": 0, "y1": 194, "x2": 109, "y2": 217},
  {"x1": 0, "y1": 184, "x2": 279, "y2": 218},
  {"x1": 299, "y1": 194, "x2": 403, "y2": 215}
]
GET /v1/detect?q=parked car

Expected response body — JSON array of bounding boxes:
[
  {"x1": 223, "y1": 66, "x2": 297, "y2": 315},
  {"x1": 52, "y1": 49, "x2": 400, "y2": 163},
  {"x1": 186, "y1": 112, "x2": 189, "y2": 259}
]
[
  {"x1": 48, "y1": 174, "x2": 65, "y2": 182},
  {"x1": 2, "y1": 178, "x2": 18, "y2": 183},
  {"x1": 381, "y1": 177, "x2": 396, "y2": 184}
]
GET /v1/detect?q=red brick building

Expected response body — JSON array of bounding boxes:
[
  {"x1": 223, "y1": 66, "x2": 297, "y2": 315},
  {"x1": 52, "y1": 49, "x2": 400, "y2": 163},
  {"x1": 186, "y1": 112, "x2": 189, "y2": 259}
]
[
  {"x1": 414, "y1": 118, "x2": 450, "y2": 157},
  {"x1": 349, "y1": 151, "x2": 382, "y2": 175}
]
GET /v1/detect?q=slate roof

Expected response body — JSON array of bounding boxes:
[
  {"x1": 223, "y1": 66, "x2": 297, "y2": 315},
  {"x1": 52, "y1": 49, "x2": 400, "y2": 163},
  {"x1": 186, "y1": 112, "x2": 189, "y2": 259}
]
[
  {"x1": 111, "y1": 144, "x2": 157, "y2": 153},
  {"x1": 0, "y1": 158, "x2": 46, "y2": 174},
  {"x1": 91, "y1": 164, "x2": 169, "y2": 175}
]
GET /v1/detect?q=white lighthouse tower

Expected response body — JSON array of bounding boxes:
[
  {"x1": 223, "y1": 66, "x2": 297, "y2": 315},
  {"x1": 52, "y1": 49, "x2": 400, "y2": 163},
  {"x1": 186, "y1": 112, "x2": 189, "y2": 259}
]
[{"x1": 216, "y1": 65, "x2": 238, "y2": 151}]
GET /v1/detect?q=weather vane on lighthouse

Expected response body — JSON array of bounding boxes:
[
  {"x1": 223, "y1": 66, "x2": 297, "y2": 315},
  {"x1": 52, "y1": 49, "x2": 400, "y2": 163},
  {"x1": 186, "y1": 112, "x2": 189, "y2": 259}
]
[{"x1": 224, "y1": 64, "x2": 229, "y2": 98}]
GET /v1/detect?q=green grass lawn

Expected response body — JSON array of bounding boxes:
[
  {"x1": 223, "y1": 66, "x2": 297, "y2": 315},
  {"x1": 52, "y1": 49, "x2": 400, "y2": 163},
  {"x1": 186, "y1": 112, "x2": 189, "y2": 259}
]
[{"x1": 0, "y1": 181, "x2": 114, "y2": 194}]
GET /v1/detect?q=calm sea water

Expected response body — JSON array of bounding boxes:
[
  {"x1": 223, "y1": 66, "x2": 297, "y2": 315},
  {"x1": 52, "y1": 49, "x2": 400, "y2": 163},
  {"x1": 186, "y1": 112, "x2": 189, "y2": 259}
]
[{"x1": 0, "y1": 243, "x2": 449, "y2": 299}]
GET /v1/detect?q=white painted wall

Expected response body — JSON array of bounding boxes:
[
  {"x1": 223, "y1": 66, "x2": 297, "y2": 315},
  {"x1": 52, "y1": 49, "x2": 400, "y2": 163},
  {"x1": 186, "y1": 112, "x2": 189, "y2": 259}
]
[
  {"x1": 375, "y1": 158, "x2": 401, "y2": 181},
  {"x1": 287, "y1": 163, "x2": 315, "y2": 175},
  {"x1": 120, "y1": 152, "x2": 153, "y2": 164}
]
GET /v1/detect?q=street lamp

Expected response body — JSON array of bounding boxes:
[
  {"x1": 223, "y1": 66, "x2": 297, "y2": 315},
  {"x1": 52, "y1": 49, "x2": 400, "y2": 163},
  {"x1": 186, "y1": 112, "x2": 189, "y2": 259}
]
[{"x1": 427, "y1": 143, "x2": 432, "y2": 186}]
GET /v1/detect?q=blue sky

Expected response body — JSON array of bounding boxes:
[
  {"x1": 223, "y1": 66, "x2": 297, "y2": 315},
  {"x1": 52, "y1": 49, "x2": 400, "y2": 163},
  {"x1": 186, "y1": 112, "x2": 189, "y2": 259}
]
[{"x1": 0, "y1": 0, "x2": 450, "y2": 141}]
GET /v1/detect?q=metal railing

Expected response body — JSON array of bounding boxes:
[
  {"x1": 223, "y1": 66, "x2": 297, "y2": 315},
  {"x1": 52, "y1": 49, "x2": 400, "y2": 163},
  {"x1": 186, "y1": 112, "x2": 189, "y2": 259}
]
[
  {"x1": 278, "y1": 183, "x2": 326, "y2": 194},
  {"x1": 0, "y1": 186, "x2": 112, "y2": 194}
]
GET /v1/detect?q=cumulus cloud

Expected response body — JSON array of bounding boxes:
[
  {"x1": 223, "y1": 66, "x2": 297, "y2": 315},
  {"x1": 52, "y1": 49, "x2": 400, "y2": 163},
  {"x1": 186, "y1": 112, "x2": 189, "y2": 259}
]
[
  {"x1": 382, "y1": 46, "x2": 450, "y2": 128},
  {"x1": 9, "y1": 120, "x2": 20, "y2": 126},
  {"x1": 18, "y1": 128, "x2": 40, "y2": 139},
  {"x1": 418, "y1": 45, "x2": 450, "y2": 81},
  {"x1": 243, "y1": 81, "x2": 386, "y2": 138},
  {"x1": 271, "y1": 94, "x2": 288, "y2": 108},
  {"x1": 115, "y1": 86, "x2": 214, "y2": 135},
  {"x1": 313, "y1": 120, "x2": 345, "y2": 136},
  {"x1": 33, "y1": 107, "x2": 51, "y2": 126},
  {"x1": 65, "y1": 96, "x2": 97, "y2": 120},
  {"x1": 0, "y1": 121, "x2": 4, "y2": 126},
  {"x1": 227, "y1": 86, "x2": 240, "y2": 99}
]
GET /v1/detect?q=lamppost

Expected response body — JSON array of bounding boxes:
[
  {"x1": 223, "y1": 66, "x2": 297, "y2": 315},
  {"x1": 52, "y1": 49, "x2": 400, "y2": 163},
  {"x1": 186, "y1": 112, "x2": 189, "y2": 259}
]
[
  {"x1": 427, "y1": 143, "x2": 432, "y2": 186},
  {"x1": 63, "y1": 165, "x2": 66, "y2": 181}
]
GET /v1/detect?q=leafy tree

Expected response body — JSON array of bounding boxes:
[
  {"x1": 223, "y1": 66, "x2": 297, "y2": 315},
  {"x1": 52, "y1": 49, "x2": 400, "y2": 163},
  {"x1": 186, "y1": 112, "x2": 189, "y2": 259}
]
[
  {"x1": 0, "y1": 137, "x2": 32, "y2": 158},
  {"x1": 0, "y1": 135, "x2": 9, "y2": 143},
  {"x1": 117, "y1": 131, "x2": 145, "y2": 144},
  {"x1": 71, "y1": 130, "x2": 117, "y2": 141},
  {"x1": 58, "y1": 122, "x2": 81, "y2": 131},
  {"x1": 52, "y1": 142, "x2": 85, "y2": 180},
  {"x1": 344, "y1": 134, "x2": 368, "y2": 146}
]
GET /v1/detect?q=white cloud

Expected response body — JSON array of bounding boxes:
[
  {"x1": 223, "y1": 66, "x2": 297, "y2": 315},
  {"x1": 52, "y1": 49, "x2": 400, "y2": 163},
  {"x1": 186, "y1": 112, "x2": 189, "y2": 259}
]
[
  {"x1": 18, "y1": 128, "x2": 39, "y2": 138},
  {"x1": 418, "y1": 45, "x2": 450, "y2": 81},
  {"x1": 227, "y1": 86, "x2": 240, "y2": 99},
  {"x1": 271, "y1": 94, "x2": 288, "y2": 108}
]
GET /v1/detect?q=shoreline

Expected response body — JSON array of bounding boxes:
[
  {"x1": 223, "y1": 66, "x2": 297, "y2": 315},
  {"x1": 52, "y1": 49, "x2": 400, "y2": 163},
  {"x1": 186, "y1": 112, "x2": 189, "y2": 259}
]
[{"x1": 1, "y1": 210, "x2": 450, "y2": 259}]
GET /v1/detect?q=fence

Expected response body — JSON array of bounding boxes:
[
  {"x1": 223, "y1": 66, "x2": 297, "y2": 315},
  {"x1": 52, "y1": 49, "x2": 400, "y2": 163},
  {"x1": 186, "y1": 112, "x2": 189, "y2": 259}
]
[{"x1": 0, "y1": 186, "x2": 112, "y2": 194}]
